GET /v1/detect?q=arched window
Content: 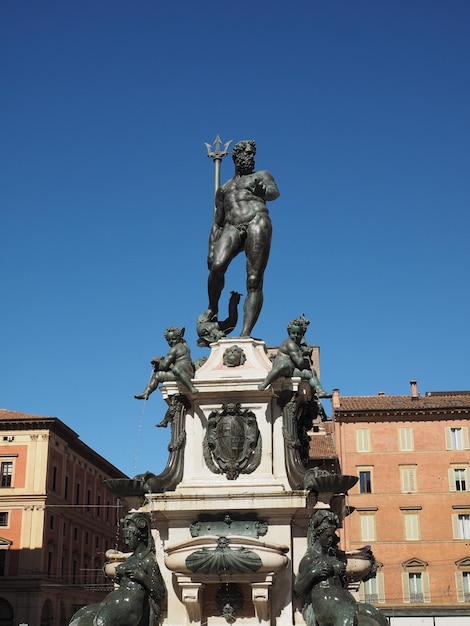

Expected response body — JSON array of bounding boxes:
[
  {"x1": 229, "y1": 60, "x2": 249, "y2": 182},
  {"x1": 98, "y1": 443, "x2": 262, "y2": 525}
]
[
  {"x1": 40, "y1": 599, "x2": 53, "y2": 626},
  {"x1": 0, "y1": 598, "x2": 13, "y2": 626}
]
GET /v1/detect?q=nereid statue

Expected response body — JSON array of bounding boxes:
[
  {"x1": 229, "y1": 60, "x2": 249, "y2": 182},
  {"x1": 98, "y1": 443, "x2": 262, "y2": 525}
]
[
  {"x1": 69, "y1": 512, "x2": 165, "y2": 626},
  {"x1": 294, "y1": 510, "x2": 388, "y2": 626},
  {"x1": 135, "y1": 326, "x2": 198, "y2": 398},
  {"x1": 258, "y1": 316, "x2": 330, "y2": 397},
  {"x1": 201, "y1": 139, "x2": 280, "y2": 338}
]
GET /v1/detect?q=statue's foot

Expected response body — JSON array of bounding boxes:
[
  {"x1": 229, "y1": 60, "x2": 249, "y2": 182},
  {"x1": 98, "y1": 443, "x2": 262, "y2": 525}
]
[
  {"x1": 134, "y1": 392, "x2": 149, "y2": 400},
  {"x1": 189, "y1": 386, "x2": 199, "y2": 394},
  {"x1": 316, "y1": 391, "x2": 333, "y2": 399},
  {"x1": 258, "y1": 382, "x2": 268, "y2": 391},
  {"x1": 156, "y1": 420, "x2": 168, "y2": 428}
]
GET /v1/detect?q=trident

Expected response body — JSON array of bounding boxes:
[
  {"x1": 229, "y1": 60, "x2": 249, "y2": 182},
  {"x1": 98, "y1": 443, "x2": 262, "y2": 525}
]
[{"x1": 204, "y1": 135, "x2": 232, "y2": 216}]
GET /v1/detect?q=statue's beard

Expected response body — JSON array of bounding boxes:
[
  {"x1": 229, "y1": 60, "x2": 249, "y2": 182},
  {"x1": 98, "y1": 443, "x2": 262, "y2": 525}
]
[{"x1": 236, "y1": 155, "x2": 255, "y2": 175}]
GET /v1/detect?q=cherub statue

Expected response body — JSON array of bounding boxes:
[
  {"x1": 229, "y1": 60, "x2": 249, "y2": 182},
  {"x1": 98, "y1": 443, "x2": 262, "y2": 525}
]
[
  {"x1": 258, "y1": 316, "x2": 331, "y2": 397},
  {"x1": 135, "y1": 326, "x2": 198, "y2": 398}
]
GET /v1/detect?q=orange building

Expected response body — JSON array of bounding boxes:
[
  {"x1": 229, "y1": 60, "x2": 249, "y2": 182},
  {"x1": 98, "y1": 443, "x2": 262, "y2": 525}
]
[
  {"x1": 332, "y1": 384, "x2": 470, "y2": 625},
  {"x1": 0, "y1": 409, "x2": 128, "y2": 626}
]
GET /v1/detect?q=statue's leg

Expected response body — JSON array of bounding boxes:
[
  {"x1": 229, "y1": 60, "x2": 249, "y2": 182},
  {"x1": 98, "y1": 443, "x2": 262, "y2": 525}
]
[
  {"x1": 310, "y1": 369, "x2": 332, "y2": 398},
  {"x1": 207, "y1": 227, "x2": 242, "y2": 319},
  {"x1": 134, "y1": 374, "x2": 159, "y2": 400},
  {"x1": 241, "y1": 217, "x2": 272, "y2": 336},
  {"x1": 172, "y1": 366, "x2": 198, "y2": 394}
]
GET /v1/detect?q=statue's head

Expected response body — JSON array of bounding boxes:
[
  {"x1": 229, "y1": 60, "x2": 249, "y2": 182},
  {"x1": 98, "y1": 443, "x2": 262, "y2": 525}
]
[
  {"x1": 232, "y1": 139, "x2": 256, "y2": 174},
  {"x1": 223, "y1": 345, "x2": 246, "y2": 367},
  {"x1": 164, "y1": 326, "x2": 184, "y2": 346},
  {"x1": 121, "y1": 512, "x2": 150, "y2": 548},
  {"x1": 287, "y1": 318, "x2": 307, "y2": 344},
  {"x1": 307, "y1": 510, "x2": 340, "y2": 548}
]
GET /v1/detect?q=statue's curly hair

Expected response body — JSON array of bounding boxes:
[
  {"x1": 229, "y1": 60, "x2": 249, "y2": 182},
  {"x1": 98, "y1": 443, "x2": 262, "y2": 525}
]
[
  {"x1": 287, "y1": 317, "x2": 309, "y2": 334},
  {"x1": 307, "y1": 510, "x2": 340, "y2": 544},
  {"x1": 164, "y1": 326, "x2": 183, "y2": 340},
  {"x1": 232, "y1": 139, "x2": 256, "y2": 161}
]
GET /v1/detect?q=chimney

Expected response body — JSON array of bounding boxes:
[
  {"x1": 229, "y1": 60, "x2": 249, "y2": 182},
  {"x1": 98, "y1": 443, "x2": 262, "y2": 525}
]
[
  {"x1": 410, "y1": 380, "x2": 419, "y2": 399},
  {"x1": 332, "y1": 388, "x2": 340, "y2": 410}
]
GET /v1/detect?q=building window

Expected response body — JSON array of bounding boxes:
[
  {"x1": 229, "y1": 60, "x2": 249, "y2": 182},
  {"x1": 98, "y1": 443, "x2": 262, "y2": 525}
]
[
  {"x1": 402, "y1": 568, "x2": 431, "y2": 603},
  {"x1": 0, "y1": 550, "x2": 6, "y2": 576},
  {"x1": 400, "y1": 466, "x2": 417, "y2": 493},
  {"x1": 363, "y1": 577, "x2": 379, "y2": 603},
  {"x1": 47, "y1": 551, "x2": 54, "y2": 576},
  {"x1": 356, "y1": 429, "x2": 371, "y2": 453},
  {"x1": 52, "y1": 466, "x2": 58, "y2": 491},
  {"x1": 404, "y1": 513, "x2": 420, "y2": 540},
  {"x1": 449, "y1": 467, "x2": 469, "y2": 492},
  {"x1": 463, "y1": 572, "x2": 470, "y2": 602},
  {"x1": 409, "y1": 573, "x2": 424, "y2": 603},
  {"x1": 398, "y1": 427, "x2": 414, "y2": 451},
  {"x1": 50, "y1": 515, "x2": 54, "y2": 531},
  {"x1": 74, "y1": 527, "x2": 78, "y2": 541},
  {"x1": 359, "y1": 470, "x2": 372, "y2": 493},
  {"x1": 0, "y1": 512, "x2": 9, "y2": 527},
  {"x1": 453, "y1": 513, "x2": 470, "y2": 539},
  {"x1": 0, "y1": 462, "x2": 13, "y2": 488},
  {"x1": 456, "y1": 566, "x2": 470, "y2": 603},
  {"x1": 360, "y1": 514, "x2": 376, "y2": 542},
  {"x1": 446, "y1": 427, "x2": 469, "y2": 450},
  {"x1": 64, "y1": 475, "x2": 69, "y2": 500},
  {"x1": 75, "y1": 482, "x2": 81, "y2": 505}
]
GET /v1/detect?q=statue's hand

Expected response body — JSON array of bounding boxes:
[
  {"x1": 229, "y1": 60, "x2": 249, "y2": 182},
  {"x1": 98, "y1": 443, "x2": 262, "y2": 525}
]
[
  {"x1": 247, "y1": 178, "x2": 266, "y2": 198},
  {"x1": 317, "y1": 561, "x2": 335, "y2": 579}
]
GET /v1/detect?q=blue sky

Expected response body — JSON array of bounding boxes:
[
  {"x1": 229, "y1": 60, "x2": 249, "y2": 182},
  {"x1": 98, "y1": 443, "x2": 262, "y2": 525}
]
[{"x1": 2, "y1": 1, "x2": 469, "y2": 477}]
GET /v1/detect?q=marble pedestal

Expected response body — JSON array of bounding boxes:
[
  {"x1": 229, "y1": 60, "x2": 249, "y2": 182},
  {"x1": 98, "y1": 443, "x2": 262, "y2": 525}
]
[{"x1": 139, "y1": 338, "x2": 329, "y2": 626}]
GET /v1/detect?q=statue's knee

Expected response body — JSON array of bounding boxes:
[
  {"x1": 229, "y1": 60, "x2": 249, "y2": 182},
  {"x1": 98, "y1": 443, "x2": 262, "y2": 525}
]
[{"x1": 246, "y1": 274, "x2": 262, "y2": 292}]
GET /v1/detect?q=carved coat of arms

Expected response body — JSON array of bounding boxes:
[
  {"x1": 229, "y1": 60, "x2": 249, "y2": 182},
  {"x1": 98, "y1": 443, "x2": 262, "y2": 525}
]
[{"x1": 203, "y1": 403, "x2": 261, "y2": 480}]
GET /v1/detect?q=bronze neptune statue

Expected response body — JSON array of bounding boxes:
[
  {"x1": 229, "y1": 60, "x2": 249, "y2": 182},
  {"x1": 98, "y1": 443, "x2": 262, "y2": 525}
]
[
  {"x1": 69, "y1": 512, "x2": 165, "y2": 626},
  {"x1": 201, "y1": 139, "x2": 280, "y2": 338}
]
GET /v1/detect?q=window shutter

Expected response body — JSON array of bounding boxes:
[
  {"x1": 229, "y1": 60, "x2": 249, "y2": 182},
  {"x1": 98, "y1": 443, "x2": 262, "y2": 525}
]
[
  {"x1": 402, "y1": 573, "x2": 410, "y2": 603},
  {"x1": 452, "y1": 513, "x2": 460, "y2": 539},
  {"x1": 356, "y1": 429, "x2": 371, "y2": 453},
  {"x1": 358, "y1": 581, "x2": 365, "y2": 601},
  {"x1": 377, "y1": 573, "x2": 385, "y2": 603},
  {"x1": 422, "y1": 572, "x2": 431, "y2": 603},
  {"x1": 463, "y1": 427, "x2": 470, "y2": 450},
  {"x1": 449, "y1": 468, "x2": 456, "y2": 492},
  {"x1": 445, "y1": 427, "x2": 452, "y2": 450},
  {"x1": 455, "y1": 572, "x2": 464, "y2": 603}
]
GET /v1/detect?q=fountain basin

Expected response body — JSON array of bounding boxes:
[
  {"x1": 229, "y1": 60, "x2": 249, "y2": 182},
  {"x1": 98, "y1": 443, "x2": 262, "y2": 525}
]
[{"x1": 165, "y1": 535, "x2": 289, "y2": 576}]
